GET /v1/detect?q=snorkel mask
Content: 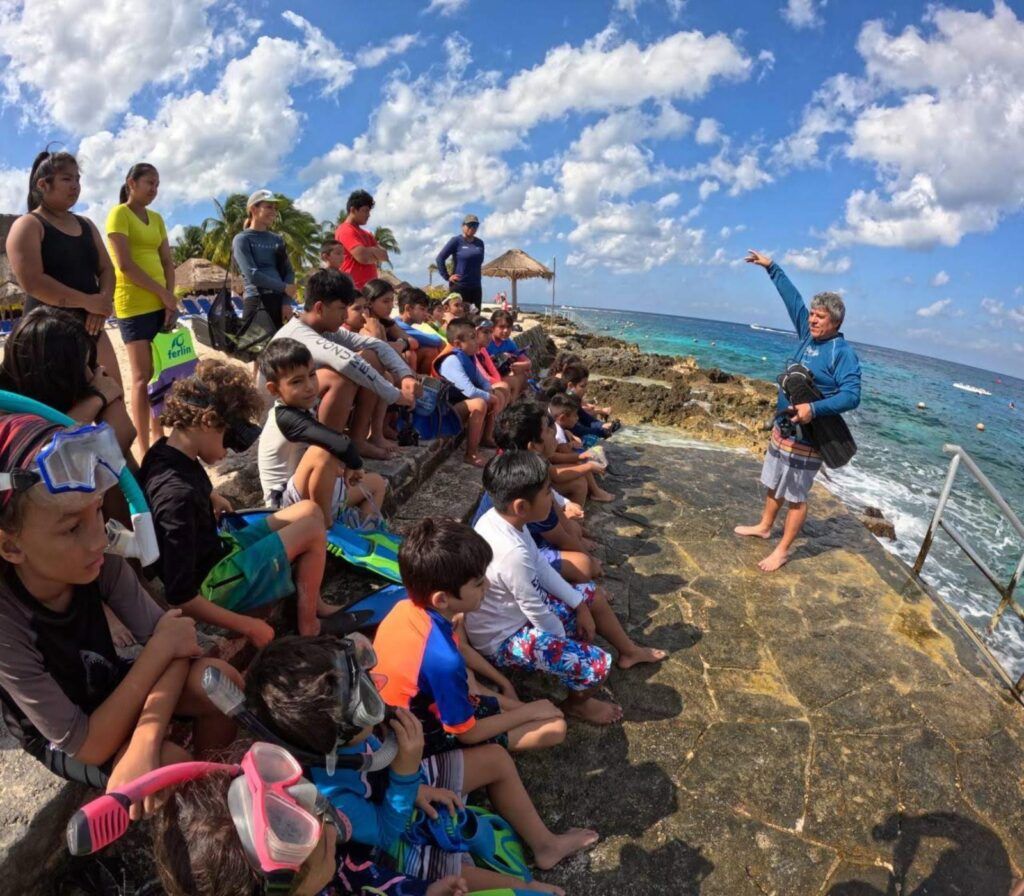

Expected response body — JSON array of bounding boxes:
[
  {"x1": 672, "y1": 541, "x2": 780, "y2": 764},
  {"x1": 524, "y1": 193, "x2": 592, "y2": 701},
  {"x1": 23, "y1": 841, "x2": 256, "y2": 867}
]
[
  {"x1": 202, "y1": 633, "x2": 398, "y2": 777},
  {"x1": 0, "y1": 397, "x2": 159, "y2": 565},
  {"x1": 0, "y1": 421, "x2": 123, "y2": 496},
  {"x1": 67, "y1": 741, "x2": 352, "y2": 894}
]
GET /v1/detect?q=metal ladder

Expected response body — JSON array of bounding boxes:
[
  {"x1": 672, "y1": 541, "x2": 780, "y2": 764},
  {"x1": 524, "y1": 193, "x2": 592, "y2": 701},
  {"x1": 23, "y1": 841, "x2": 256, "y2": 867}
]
[{"x1": 913, "y1": 444, "x2": 1024, "y2": 694}]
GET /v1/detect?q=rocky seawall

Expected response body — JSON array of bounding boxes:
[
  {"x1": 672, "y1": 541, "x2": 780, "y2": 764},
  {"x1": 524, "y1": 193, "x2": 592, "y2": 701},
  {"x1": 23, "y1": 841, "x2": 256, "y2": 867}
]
[{"x1": 537, "y1": 314, "x2": 777, "y2": 455}]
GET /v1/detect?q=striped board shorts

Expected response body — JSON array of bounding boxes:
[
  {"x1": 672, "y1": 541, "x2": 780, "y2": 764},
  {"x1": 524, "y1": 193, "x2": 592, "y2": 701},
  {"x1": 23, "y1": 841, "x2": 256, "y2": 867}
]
[
  {"x1": 390, "y1": 749, "x2": 467, "y2": 880},
  {"x1": 760, "y1": 425, "x2": 822, "y2": 504}
]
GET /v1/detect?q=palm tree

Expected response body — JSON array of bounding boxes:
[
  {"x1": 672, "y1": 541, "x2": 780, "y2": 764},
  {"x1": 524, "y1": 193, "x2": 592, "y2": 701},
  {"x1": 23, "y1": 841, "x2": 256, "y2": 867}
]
[
  {"x1": 374, "y1": 226, "x2": 400, "y2": 269},
  {"x1": 428, "y1": 262, "x2": 437, "y2": 285},
  {"x1": 202, "y1": 193, "x2": 321, "y2": 274},
  {"x1": 201, "y1": 194, "x2": 247, "y2": 268},
  {"x1": 172, "y1": 225, "x2": 205, "y2": 265}
]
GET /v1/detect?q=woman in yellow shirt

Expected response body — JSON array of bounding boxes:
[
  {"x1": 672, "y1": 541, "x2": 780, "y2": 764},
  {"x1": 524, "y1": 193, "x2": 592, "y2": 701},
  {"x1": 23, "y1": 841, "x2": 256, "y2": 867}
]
[{"x1": 106, "y1": 163, "x2": 177, "y2": 454}]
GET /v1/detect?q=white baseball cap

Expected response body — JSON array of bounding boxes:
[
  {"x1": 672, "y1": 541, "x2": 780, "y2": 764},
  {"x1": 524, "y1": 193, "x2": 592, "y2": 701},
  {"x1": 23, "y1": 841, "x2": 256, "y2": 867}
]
[{"x1": 246, "y1": 189, "x2": 278, "y2": 209}]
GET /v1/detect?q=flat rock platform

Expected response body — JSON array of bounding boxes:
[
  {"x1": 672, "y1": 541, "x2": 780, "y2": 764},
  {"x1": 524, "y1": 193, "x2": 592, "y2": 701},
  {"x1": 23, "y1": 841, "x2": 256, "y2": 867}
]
[{"x1": 521, "y1": 430, "x2": 1024, "y2": 895}]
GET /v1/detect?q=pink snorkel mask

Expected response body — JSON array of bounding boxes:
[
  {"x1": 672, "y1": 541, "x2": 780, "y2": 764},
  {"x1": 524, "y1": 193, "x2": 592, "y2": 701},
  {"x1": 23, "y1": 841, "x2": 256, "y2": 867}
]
[{"x1": 67, "y1": 741, "x2": 352, "y2": 893}]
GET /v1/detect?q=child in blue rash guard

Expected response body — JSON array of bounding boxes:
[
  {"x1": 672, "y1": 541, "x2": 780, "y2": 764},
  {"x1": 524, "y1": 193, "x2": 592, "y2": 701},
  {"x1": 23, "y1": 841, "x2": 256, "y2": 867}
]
[
  {"x1": 469, "y1": 452, "x2": 665, "y2": 727},
  {"x1": 437, "y1": 318, "x2": 501, "y2": 468},
  {"x1": 373, "y1": 517, "x2": 567, "y2": 757},
  {"x1": 246, "y1": 635, "x2": 593, "y2": 893},
  {"x1": 397, "y1": 290, "x2": 446, "y2": 354},
  {"x1": 560, "y1": 364, "x2": 618, "y2": 438},
  {"x1": 485, "y1": 403, "x2": 602, "y2": 584},
  {"x1": 152, "y1": 754, "x2": 471, "y2": 896},
  {"x1": 487, "y1": 310, "x2": 530, "y2": 400}
]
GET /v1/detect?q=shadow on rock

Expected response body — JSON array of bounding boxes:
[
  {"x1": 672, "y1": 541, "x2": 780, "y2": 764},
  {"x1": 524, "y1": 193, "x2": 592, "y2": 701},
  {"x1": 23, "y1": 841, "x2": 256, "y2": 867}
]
[
  {"x1": 566, "y1": 840, "x2": 714, "y2": 896},
  {"x1": 827, "y1": 811, "x2": 1013, "y2": 896}
]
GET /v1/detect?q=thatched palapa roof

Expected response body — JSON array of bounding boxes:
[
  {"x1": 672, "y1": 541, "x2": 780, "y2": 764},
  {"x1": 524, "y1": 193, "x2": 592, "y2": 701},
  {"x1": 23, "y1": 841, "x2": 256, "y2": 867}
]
[
  {"x1": 481, "y1": 248, "x2": 553, "y2": 310},
  {"x1": 174, "y1": 257, "x2": 232, "y2": 293},
  {"x1": 481, "y1": 249, "x2": 553, "y2": 282}
]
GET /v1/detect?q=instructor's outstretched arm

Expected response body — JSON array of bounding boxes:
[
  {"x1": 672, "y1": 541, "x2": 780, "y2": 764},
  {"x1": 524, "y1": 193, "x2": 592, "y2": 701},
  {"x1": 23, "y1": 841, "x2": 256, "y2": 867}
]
[{"x1": 746, "y1": 249, "x2": 809, "y2": 340}]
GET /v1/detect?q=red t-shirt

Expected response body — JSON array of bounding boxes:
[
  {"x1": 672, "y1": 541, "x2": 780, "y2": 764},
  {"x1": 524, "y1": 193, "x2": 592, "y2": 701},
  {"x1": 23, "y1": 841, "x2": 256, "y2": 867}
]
[{"x1": 335, "y1": 220, "x2": 379, "y2": 289}]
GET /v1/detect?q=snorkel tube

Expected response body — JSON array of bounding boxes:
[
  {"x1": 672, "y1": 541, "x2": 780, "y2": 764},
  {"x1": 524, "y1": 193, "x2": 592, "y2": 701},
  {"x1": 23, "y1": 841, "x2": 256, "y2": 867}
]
[
  {"x1": 202, "y1": 666, "x2": 399, "y2": 774},
  {"x1": 0, "y1": 390, "x2": 159, "y2": 566}
]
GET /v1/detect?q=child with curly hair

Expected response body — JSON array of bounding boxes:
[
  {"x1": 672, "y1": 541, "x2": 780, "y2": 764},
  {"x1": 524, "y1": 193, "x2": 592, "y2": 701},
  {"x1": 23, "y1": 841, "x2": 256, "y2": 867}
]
[{"x1": 141, "y1": 359, "x2": 333, "y2": 645}]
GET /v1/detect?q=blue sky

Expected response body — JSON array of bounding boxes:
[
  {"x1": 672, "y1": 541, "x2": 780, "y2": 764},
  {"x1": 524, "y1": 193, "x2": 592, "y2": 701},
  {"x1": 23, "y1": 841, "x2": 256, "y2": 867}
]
[{"x1": 2, "y1": 0, "x2": 1023, "y2": 375}]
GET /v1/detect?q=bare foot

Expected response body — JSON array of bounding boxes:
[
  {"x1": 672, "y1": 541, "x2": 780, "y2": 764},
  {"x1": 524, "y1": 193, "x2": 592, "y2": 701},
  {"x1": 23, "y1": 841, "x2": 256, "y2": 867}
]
[
  {"x1": 356, "y1": 440, "x2": 391, "y2": 460},
  {"x1": 617, "y1": 645, "x2": 668, "y2": 669},
  {"x1": 533, "y1": 828, "x2": 600, "y2": 871},
  {"x1": 758, "y1": 548, "x2": 790, "y2": 572},
  {"x1": 589, "y1": 488, "x2": 615, "y2": 503},
  {"x1": 734, "y1": 523, "x2": 772, "y2": 539},
  {"x1": 563, "y1": 696, "x2": 623, "y2": 725},
  {"x1": 464, "y1": 453, "x2": 487, "y2": 468},
  {"x1": 370, "y1": 436, "x2": 399, "y2": 453}
]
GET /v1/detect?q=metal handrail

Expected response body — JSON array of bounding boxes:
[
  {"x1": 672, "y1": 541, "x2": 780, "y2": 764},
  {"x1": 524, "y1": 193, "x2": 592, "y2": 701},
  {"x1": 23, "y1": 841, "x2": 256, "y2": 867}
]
[{"x1": 912, "y1": 444, "x2": 1024, "y2": 693}]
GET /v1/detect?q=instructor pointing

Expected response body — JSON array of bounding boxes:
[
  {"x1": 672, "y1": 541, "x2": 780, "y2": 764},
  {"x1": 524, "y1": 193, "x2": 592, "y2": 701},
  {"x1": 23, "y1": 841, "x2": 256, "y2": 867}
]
[{"x1": 735, "y1": 249, "x2": 862, "y2": 572}]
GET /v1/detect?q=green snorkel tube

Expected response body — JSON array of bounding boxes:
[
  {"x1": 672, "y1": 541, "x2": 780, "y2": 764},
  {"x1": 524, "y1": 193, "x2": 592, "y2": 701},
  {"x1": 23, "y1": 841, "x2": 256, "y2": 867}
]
[{"x1": 0, "y1": 390, "x2": 160, "y2": 566}]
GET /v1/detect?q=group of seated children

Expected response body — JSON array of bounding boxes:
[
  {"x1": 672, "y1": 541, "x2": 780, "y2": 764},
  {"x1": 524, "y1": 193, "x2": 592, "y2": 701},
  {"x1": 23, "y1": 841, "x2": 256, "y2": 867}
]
[{"x1": 0, "y1": 276, "x2": 655, "y2": 894}]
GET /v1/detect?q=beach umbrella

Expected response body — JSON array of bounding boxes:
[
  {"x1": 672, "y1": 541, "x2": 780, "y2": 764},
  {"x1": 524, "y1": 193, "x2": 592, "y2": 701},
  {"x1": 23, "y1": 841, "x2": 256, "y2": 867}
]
[
  {"x1": 481, "y1": 249, "x2": 553, "y2": 311},
  {"x1": 174, "y1": 257, "x2": 232, "y2": 293}
]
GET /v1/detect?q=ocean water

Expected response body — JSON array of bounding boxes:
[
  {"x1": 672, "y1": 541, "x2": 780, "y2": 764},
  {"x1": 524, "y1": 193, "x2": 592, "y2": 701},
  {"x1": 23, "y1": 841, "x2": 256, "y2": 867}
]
[{"x1": 533, "y1": 304, "x2": 1024, "y2": 680}]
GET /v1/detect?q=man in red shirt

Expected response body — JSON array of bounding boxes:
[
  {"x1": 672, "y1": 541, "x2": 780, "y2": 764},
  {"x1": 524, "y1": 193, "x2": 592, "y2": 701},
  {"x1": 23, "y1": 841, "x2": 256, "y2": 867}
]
[{"x1": 335, "y1": 189, "x2": 389, "y2": 289}]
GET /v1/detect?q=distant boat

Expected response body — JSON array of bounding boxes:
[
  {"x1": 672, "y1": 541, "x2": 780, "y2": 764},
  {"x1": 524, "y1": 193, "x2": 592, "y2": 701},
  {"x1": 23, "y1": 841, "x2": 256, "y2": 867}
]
[
  {"x1": 750, "y1": 324, "x2": 791, "y2": 335},
  {"x1": 953, "y1": 382, "x2": 993, "y2": 396}
]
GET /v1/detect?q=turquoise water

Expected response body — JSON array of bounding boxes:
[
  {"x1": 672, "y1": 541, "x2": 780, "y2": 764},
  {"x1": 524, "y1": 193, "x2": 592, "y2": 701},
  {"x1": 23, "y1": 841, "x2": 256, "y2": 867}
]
[{"x1": 534, "y1": 304, "x2": 1024, "y2": 679}]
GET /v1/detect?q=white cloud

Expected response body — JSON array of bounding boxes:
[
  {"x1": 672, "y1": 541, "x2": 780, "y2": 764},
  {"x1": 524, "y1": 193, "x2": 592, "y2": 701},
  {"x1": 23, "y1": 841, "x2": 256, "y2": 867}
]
[
  {"x1": 614, "y1": 0, "x2": 687, "y2": 17},
  {"x1": 980, "y1": 298, "x2": 1004, "y2": 315},
  {"x1": 443, "y1": 33, "x2": 472, "y2": 73},
  {"x1": 781, "y1": 2, "x2": 1024, "y2": 249},
  {"x1": 565, "y1": 201, "x2": 704, "y2": 273},
  {"x1": 782, "y1": 247, "x2": 852, "y2": 275},
  {"x1": 302, "y1": 25, "x2": 753, "y2": 275},
  {"x1": 295, "y1": 175, "x2": 348, "y2": 226},
  {"x1": 655, "y1": 192, "x2": 681, "y2": 211},
  {"x1": 0, "y1": 166, "x2": 27, "y2": 214},
  {"x1": 425, "y1": 0, "x2": 469, "y2": 16},
  {"x1": 930, "y1": 270, "x2": 949, "y2": 287},
  {"x1": 695, "y1": 117, "x2": 721, "y2": 145},
  {"x1": 698, "y1": 180, "x2": 720, "y2": 201},
  {"x1": 356, "y1": 34, "x2": 420, "y2": 68},
  {"x1": 0, "y1": 0, "x2": 251, "y2": 133},
  {"x1": 74, "y1": 13, "x2": 354, "y2": 215},
  {"x1": 719, "y1": 224, "x2": 746, "y2": 239},
  {"x1": 781, "y1": 0, "x2": 825, "y2": 30},
  {"x1": 916, "y1": 298, "x2": 954, "y2": 318}
]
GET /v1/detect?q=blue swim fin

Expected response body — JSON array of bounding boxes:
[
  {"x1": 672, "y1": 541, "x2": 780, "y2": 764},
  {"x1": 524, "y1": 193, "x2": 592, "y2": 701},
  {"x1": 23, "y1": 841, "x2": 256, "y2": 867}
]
[
  {"x1": 344, "y1": 584, "x2": 407, "y2": 626},
  {"x1": 221, "y1": 509, "x2": 403, "y2": 583}
]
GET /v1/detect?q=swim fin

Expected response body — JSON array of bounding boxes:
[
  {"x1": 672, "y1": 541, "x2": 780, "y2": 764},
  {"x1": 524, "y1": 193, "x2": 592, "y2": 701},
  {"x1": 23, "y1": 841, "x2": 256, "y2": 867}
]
[
  {"x1": 324, "y1": 521, "x2": 403, "y2": 583},
  {"x1": 343, "y1": 584, "x2": 407, "y2": 626},
  {"x1": 462, "y1": 805, "x2": 532, "y2": 881},
  {"x1": 220, "y1": 510, "x2": 404, "y2": 584},
  {"x1": 404, "y1": 806, "x2": 532, "y2": 882}
]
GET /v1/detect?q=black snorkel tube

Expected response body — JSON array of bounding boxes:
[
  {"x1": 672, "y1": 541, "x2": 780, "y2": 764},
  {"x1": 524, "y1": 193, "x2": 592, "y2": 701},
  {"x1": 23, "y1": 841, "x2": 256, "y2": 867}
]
[{"x1": 202, "y1": 666, "x2": 398, "y2": 774}]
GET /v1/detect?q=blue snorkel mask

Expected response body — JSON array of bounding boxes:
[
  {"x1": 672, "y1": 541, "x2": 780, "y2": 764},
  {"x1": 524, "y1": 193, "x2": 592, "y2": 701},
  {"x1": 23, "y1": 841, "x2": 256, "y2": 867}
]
[
  {"x1": 0, "y1": 422, "x2": 124, "y2": 496},
  {"x1": 0, "y1": 393, "x2": 160, "y2": 566}
]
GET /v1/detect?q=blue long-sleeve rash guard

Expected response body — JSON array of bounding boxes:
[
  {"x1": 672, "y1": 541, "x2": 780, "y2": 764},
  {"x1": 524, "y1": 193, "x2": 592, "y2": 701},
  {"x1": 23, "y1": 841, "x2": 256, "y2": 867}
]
[{"x1": 767, "y1": 262, "x2": 862, "y2": 421}]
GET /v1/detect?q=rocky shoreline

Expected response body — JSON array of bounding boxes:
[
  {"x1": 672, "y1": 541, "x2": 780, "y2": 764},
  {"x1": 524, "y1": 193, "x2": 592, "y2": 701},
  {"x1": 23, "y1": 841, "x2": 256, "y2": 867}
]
[{"x1": 529, "y1": 313, "x2": 898, "y2": 541}]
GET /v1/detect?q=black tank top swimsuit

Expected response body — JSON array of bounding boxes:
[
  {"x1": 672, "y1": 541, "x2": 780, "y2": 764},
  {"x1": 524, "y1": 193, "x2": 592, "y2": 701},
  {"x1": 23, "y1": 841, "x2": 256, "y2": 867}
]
[{"x1": 23, "y1": 212, "x2": 100, "y2": 324}]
